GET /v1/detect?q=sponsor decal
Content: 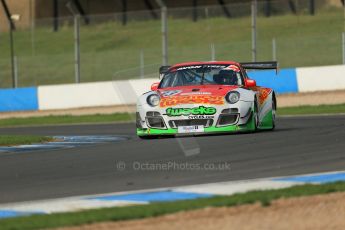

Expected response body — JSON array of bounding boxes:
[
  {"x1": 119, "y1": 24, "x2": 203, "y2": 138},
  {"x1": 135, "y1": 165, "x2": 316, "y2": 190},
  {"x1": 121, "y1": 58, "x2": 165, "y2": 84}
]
[
  {"x1": 258, "y1": 88, "x2": 272, "y2": 105},
  {"x1": 250, "y1": 87, "x2": 272, "y2": 105},
  {"x1": 180, "y1": 92, "x2": 212, "y2": 96},
  {"x1": 203, "y1": 65, "x2": 228, "y2": 69},
  {"x1": 188, "y1": 115, "x2": 214, "y2": 119},
  {"x1": 166, "y1": 106, "x2": 216, "y2": 117},
  {"x1": 176, "y1": 65, "x2": 202, "y2": 71},
  {"x1": 160, "y1": 95, "x2": 224, "y2": 107},
  {"x1": 175, "y1": 65, "x2": 228, "y2": 71},
  {"x1": 161, "y1": 90, "x2": 182, "y2": 97}
]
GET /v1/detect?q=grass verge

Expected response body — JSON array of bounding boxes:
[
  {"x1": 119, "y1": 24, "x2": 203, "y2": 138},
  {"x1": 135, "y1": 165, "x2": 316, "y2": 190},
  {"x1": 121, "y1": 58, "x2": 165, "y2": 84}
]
[
  {"x1": 0, "y1": 113, "x2": 133, "y2": 128},
  {"x1": 0, "y1": 182, "x2": 345, "y2": 230},
  {"x1": 0, "y1": 104, "x2": 344, "y2": 128},
  {"x1": 277, "y1": 104, "x2": 345, "y2": 115},
  {"x1": 0, "y1": 135, "x2": 53, "y2": 146}
]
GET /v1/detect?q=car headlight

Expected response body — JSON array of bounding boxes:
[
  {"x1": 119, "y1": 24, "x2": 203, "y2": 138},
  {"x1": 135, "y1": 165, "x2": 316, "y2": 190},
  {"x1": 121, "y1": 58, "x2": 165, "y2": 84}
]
[
  {"x1": 226, "y1": 91, "x2": 240, "y2": 104},
  {"x1": 147, "y1": 94, "x2": 160, "y2": 107}
]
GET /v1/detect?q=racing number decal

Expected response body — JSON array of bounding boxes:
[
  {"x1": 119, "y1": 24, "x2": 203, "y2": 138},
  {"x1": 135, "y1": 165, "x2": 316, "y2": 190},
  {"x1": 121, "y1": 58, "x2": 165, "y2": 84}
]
[{"x1": 160, "y1": 95, "x2": 224, "y2": 107}]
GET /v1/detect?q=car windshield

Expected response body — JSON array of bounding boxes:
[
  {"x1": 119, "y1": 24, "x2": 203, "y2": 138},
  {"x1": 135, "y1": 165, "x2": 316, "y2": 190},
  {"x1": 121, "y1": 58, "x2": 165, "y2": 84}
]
[{"x1": 159, "y1": 64, "x2": 243, "y2": 88}]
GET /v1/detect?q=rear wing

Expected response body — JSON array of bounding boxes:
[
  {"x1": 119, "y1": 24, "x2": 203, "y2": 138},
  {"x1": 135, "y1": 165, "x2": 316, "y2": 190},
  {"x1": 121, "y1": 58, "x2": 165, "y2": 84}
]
[
  {"x1": 159, "y1": 66, "x2": 171, "y2": 74},
  {"x1": 159, "y1": 66, "x2": 171, "y2": 79},
  {"x1": 240, "y1": 61, "x2": 278, "y2": 74}
]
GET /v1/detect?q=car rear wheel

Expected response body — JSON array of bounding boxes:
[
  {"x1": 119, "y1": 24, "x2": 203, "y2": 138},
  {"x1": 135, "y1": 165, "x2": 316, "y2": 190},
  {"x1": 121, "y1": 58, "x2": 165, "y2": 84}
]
[{"x1": 271, "y1": 98, "x2": 276, "y2": 130}]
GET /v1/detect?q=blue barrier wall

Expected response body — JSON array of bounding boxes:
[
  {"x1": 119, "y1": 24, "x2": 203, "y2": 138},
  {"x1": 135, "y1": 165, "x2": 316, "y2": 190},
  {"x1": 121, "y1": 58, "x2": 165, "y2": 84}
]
[
  {"x1": 1, "y1": 65, "x2": 343, "y2": 113},
  {"x1": 248, "y1": 68, "x2": 298, "y2": 94},
  {"x1": 0, "y1": 87, "x2": 38, "y2": 112}
]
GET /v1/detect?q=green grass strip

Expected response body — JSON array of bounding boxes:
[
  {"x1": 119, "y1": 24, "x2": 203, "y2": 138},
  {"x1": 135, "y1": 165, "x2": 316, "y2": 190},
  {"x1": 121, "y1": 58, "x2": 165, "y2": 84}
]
[
  {"x1": 0, "y1": 104, "x2": 344, "y2": 128},
  {"x1": 278, "y1": 104, "x2": 345, "y2": 115},
  {"x1": 0, "y1": 182, "x2": 345, "y2": 230},
  {"x1": 0, "y1": 113, "x2": 133, "y2": 128},
  {"x1": 0, "y1": 135, "x2": 52, "y2": 146}
]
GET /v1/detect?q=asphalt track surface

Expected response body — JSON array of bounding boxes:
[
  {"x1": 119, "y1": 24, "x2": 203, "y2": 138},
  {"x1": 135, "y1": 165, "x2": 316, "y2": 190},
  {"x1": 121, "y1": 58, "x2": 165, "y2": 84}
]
[{"x1": 0, "y1": 115, "x2": 344, "y2": 204}]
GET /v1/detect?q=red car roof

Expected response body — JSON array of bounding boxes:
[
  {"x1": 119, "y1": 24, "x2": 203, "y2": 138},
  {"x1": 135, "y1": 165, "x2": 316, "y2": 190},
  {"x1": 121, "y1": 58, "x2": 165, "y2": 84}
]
[{"x1": 170, "y1": 61, "x2": 241, "y2": 69}]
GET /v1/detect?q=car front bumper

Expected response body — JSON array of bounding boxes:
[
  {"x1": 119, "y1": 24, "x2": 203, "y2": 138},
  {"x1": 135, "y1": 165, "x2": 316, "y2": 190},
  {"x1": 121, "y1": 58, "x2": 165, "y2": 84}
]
[{"x1": 136, "y1": 110, "x2": 256, "y2": 137}]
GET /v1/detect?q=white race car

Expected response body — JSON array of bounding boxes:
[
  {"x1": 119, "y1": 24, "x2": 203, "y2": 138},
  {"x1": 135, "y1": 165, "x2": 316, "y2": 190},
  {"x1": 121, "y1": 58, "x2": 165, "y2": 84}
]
[{"x1": 136, "y1": 61, "x2": 277, "y2": 138}]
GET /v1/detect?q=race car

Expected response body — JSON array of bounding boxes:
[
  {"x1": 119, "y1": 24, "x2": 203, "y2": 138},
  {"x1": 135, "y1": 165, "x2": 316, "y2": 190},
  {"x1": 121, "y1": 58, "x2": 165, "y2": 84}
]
[{"x1": 136, "y1": 61, "x2": 277, "y2": 138}]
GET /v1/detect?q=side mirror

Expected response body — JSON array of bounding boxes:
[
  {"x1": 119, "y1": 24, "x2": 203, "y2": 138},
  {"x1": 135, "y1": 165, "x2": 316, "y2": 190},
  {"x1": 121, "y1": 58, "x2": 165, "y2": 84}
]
[
  {"x1": 151, "y1": 82, "x2": 159, "y2": 91},
  {"x1": 245, "y1": 79, "x2": 256, "y2": 87}
]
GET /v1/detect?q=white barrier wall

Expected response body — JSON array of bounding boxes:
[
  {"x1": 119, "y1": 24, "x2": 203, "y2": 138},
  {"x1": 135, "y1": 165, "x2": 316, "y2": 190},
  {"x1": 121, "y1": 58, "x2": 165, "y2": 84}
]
[
  {"x1": 38, "y1": 79, "x2": 157, "y2": 110},
  {"x1": 129, "y1": 79, "x2": 159, "y2": 97},
  {"x1": 36, "y1": 64, "x2": 345, "y2": 111},
  {"x1": 296, "y1": 65, "x2": 345, "y2": 92}
]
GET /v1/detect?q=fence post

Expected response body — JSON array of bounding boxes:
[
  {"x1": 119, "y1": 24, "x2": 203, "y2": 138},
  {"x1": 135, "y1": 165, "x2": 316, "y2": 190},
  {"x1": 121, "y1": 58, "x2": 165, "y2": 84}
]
[
  {"x1": 67, "y1": 2, "x2": 81, "y2": 83},
  {"x1": 161, "y1": 6, "x2": 168, "y2": 66},
  {"x1": 309, "y1": 0, "x2": 315, "y2": 15},
  {"x1": 14, "y1": 56, "x2": 18, "y2": 87},
  {"x1": 265, "y1": 0, "x2": 271, "y2": 17},
  {"x1": 9, "y1": 21, "x2": 16, "y2": 88},
  {"x1": 121, "y1": 0, "x2": 127, "y2": 26},
  {"x1": 156, "y1": 0, "x2": 168, "y2": 66},
  {"x1": 53, "y1": 0, "x2": 59, "y2": 31},
  {"x1": 140, "y1": 50, "x2": 145, "y2": 79},
  {"x1": 251, "y1": 0, "x2": 257, "y2": 62},
  {"x1": 205, "y1": 7, "x2": 209, "y2": 18},
  {"x1": 74, "y1": 15, "x2": 81, "y2": 83},
  {"x1": 192, "y1": 0, "x2": 198, "y2": 22},
  {"x1": 272, "y1": 38, "x2": 276, "y2": 61},
  {"x1": 211, "y1": 43, "x2": 216, "y2": 61},
  {"x1": 342, "y1": 32, "x2": 345, "y2": 64},
  {"x1": 1, "y1": 0, "x2": 17, "y2": 88}
]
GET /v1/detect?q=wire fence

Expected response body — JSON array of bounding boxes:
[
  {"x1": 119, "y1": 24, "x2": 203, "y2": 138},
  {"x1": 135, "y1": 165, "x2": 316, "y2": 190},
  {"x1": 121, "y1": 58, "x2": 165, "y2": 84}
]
[{"x1": 0, "y1": 0, "x2": 344, "y2": 88}]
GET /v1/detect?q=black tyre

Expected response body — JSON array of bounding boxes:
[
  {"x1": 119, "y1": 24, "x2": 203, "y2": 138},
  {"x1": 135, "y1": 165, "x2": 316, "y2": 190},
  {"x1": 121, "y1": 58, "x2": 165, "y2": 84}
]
[
  {"x1": 253, "y1": 98, "x2": 259, "y2": 131},
  {"x1": 138, "y1": 135, "x2": 158, "y2": 140},
  {"x1": 271, "y1": 97, "x2": 277, "y2": 130}
]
